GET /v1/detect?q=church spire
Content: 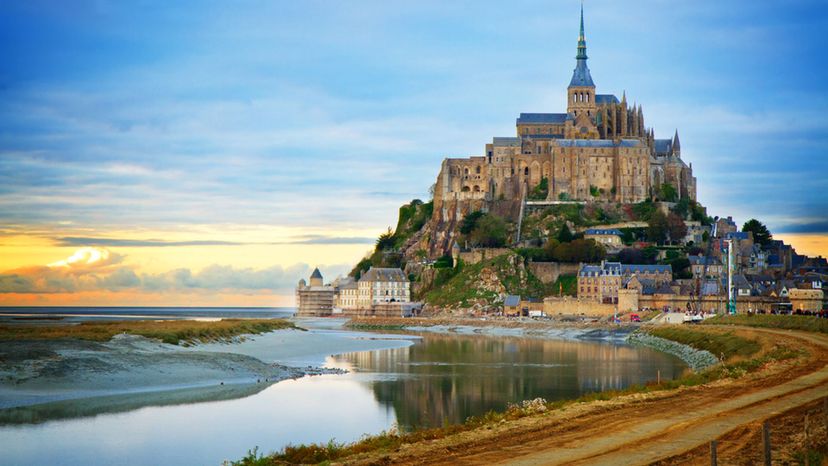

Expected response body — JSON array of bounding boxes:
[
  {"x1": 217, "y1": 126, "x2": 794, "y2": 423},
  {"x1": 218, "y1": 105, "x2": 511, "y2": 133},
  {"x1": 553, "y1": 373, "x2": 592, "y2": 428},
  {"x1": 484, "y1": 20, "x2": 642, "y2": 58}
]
[
  {"x1": 577, "y1": 2, "x2": 588, "y2": 60},
  {"x1": 568, "y1": 2, "x2": 594, "y2": 88}
]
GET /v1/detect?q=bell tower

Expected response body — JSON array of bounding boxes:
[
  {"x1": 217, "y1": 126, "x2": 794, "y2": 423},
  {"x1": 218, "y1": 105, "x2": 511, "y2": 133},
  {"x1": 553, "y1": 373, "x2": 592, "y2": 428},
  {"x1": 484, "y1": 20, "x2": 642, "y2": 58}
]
[{"x1": 567, "y1": 3, "x2": 597, "y2": 118}]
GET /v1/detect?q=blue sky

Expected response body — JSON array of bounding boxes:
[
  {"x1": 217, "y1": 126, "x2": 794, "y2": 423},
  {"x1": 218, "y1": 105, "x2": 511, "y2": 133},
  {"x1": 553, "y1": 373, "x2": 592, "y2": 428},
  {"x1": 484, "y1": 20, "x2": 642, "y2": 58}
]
[{"x1": 1, "y1": 0, "x2": 827, "y2": 304}]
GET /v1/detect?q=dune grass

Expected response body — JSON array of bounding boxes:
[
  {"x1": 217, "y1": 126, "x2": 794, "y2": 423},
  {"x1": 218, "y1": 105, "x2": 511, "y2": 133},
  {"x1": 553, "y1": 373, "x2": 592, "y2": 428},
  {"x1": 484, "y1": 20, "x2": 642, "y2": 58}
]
[
  {"x1": 0, "y1": 319, "x2": 299, "y2": 345},
  {"x1": 702, "y1": 314, "x2": 828, "y2": 334}
]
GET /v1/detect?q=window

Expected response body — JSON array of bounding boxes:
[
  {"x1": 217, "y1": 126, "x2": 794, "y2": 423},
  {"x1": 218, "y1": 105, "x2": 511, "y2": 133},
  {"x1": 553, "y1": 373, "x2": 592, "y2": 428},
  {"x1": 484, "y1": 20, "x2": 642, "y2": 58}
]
[{"x1": 524, "y1": 167, "x2": 529, "y2": 176}]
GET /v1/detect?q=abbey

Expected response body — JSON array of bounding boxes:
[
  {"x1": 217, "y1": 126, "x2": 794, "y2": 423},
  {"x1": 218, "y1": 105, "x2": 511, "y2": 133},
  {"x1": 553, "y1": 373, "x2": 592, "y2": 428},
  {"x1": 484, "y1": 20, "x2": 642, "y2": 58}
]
[{"x1": 432, "y1": 7, "x2": 696, "y2": 222}]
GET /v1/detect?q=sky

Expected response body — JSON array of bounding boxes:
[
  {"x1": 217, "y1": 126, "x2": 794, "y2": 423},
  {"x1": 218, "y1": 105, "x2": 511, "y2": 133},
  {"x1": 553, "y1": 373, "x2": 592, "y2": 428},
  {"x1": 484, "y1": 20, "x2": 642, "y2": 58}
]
[{"x1": 1, "y1": 0, "x2": 827, "y2": 307}]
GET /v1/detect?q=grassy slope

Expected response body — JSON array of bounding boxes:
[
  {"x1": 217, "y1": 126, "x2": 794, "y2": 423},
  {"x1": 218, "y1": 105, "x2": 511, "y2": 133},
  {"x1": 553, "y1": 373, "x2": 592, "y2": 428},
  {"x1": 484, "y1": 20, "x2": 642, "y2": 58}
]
[
  {"x1": 424, "y1": 255, "x2": 550, "y2": 307},
  {"x1": 702, "y1": 314, "x2": 828, "y2": 334},
  {"x1": 0, "y1": 319, "x2": 298, "y2": 345},
  {"x1": 645, "y1": 326, "x2": 761, "y2": 359}
]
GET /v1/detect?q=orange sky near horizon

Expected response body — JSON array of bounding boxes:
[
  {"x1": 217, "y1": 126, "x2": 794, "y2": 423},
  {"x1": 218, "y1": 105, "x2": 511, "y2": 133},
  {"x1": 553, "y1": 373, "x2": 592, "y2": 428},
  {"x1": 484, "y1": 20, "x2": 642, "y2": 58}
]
[{"x1": 1, "y1": 231, "x2": 825, "y2": 308}]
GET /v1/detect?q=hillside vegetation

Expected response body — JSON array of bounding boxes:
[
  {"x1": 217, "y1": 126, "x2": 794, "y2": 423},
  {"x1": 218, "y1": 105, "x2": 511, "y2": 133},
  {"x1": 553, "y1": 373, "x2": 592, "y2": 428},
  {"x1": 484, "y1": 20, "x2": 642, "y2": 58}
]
[{"x1": 423, "y1": 253, "x2": 551, "y2": 310}]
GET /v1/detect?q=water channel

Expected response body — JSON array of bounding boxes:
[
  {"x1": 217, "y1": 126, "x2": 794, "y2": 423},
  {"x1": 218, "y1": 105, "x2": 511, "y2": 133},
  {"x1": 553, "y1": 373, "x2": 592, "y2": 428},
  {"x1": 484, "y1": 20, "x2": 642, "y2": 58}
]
[{"x1": 0, "y1": 320, "x2": 686, "y2": 465}]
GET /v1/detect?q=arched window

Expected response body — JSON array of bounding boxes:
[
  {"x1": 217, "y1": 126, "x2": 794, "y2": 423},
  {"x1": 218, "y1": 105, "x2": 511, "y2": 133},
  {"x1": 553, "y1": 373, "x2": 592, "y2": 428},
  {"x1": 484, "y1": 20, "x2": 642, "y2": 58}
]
[
  {"x1": 586, "y1": 93, "x2": 589, "y2": 103},
  {"x1": 473, "y1": 185, "x2": 480, "y2": 192},
  {"x1": 464, "y1": 167, "x2": 469, "y2": 175},
  {"x1": 461, "y1": 186, "x2": 470, "y2": 192},
  {"x1": 524, "y1": 166, "x2": 529, "y2": 176},
  {"x1": 475, "y1": 166, "x2": 481, "y2": 174}
]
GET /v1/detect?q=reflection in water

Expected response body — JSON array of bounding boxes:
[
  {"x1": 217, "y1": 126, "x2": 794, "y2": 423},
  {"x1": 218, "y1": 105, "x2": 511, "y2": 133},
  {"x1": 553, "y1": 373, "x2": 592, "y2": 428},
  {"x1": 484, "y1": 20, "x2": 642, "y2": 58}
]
[
  {"x1": 0, "y1": 383, "x2": 270, "y2": 425},
  {"x1": 0, "y1": 332, "x2": 686, "y2": 466},
  {"x1": 335, "y1": 334, "x2": 685, "y2": 430}
]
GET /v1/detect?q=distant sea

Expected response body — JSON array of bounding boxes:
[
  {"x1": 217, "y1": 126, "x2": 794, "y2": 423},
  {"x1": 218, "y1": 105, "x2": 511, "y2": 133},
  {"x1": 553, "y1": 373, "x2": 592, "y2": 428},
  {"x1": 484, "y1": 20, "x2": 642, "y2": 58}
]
[{"x1": 0, "y1": 307, "x2": 296, "y2": 324}]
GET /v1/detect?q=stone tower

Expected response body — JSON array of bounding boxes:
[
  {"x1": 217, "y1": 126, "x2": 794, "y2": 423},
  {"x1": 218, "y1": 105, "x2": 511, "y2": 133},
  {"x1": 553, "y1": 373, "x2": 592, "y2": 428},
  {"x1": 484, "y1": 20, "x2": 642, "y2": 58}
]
[
  {"x1": 309, "y1": 267, "x2": 323, "y2": 287},
  {"x1": 566, "y1": 4, "x2": 597, "y2": 118}
]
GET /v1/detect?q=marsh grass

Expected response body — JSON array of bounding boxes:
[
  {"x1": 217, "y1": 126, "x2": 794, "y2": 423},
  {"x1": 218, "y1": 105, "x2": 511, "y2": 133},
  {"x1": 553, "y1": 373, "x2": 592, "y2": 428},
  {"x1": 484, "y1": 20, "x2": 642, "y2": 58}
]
[
  {"x1": 702, "y1": 314, "x2": 828, "y2": 334},
  {"x1": 0, "y1": 319, "x2": 299, "y2": 345}
]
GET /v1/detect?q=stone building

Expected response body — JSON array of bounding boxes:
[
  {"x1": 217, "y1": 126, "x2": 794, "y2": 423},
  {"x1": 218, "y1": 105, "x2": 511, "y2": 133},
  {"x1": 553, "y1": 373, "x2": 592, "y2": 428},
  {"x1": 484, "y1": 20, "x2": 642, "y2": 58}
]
[
  {"x1": 430, "y1": 6, "x2": 696, "y2": 254},
  {"x1": 584, "y1": 228, "x2": 623, "y2": 250},
  {"x1": 296, "y1": 268, "x2": 335, "y2": 316},
  {"x1": 357, "y1": 267, "x2": 410, "y2": 308},
  {"x1": 578, "y1": 261, "x2": 672, "y2": 303}
]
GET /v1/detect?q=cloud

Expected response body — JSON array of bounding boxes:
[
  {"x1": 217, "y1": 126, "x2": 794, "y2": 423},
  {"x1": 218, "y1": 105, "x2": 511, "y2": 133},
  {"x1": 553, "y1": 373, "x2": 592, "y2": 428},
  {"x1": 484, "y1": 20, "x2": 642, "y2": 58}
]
[
  {"x1": 55, "y1": 237, "x2": 247, "y2": 247},
  {"x1": 0, "y1": 247, "x2": 351, "y2": 294},
  {"x1": 774, "y1": 221, "x2": 828, "y2": 234},
  {"x1": 53, "y1": 235, "x2": 376, "y2": 247}
]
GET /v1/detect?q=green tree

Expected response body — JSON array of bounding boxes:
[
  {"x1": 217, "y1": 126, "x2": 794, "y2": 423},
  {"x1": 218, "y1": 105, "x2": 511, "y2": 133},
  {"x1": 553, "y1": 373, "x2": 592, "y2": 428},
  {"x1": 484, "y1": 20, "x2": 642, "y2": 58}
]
[
  {"x1": 551, "y1": 239, "x2": 606, "y2": 263},
  {"x1": 375, "y1": 228, "x2": 395, "y2": 251},
  {"x1": 556, "y1": 224, "x2": 574, "y2": 243},
  {"x1": 666, "y1": 212, "x2": 688, "y2": 244},
  {"x1": 659, "y1": 183, "x2": 678, "y2": 202},
  {"x1": 529, "y1": 178, "x2": 549, "y2": 200},
  {"x1": 742, "y1": 219, "x2": 773, "y2": 247},
  {"x1": 470, "y1": 214, "x2": 508, "y2": 247},
  {"x1": 459, "y1": 211, "x2": 485, "y2": 235},
  {"x1": 647, "y1": 210, "x2": 669, "y2": 244},
  {"x1": 632, "y1": 199, "x2": 657, "y2": 221}
]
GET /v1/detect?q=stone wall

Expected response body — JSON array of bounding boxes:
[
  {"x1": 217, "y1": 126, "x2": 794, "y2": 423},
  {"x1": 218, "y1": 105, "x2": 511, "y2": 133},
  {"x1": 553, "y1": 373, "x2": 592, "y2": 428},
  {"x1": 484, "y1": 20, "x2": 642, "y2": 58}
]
[
  {"x1": 528, "y1": 262, "x2": 580, "y2": 284},
  {"x1": 458, "y1": 248, "x2": 512, "y2": 266},
  {"x1": 543, "y1": 296, "x2": 616, "y2": 317}
]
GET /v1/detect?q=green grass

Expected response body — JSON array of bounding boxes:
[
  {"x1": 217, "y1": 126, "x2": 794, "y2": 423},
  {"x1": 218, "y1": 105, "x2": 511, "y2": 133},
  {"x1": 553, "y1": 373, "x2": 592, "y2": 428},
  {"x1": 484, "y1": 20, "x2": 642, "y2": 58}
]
[
  {"x1": 702, "y1": 314, "x2": 828, "y2": 334},
  {"x1": 0, "y1": 319, "x2": 299, "y2": 345},
  {"x1": 646, "y1": 326, "x2": 761, "y2": 359}
]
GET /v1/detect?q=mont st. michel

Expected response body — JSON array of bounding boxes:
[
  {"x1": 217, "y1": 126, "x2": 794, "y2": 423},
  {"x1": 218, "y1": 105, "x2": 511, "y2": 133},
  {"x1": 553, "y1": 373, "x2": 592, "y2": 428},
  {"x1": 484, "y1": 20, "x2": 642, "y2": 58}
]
[
  {"x1": 3, "y1": 3, "x2": 827, "y2": 466},
  {"x1": 297, "y1": 6, "x2": 824, "y2": 320}
]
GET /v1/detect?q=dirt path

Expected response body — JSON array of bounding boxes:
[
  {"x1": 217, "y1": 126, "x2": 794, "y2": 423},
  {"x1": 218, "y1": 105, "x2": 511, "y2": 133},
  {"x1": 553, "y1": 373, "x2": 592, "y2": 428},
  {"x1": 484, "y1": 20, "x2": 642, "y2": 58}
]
[{"x1": 347, "y1": 327, "x2": 828, "y2": 466}]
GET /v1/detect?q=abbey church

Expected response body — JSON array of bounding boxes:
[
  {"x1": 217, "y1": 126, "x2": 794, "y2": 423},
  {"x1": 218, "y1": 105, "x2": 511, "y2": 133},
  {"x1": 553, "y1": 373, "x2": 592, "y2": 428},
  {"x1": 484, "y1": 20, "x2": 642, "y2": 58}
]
[{"x1": 432, "y1": 6, "x2": 696, "y2": 225}]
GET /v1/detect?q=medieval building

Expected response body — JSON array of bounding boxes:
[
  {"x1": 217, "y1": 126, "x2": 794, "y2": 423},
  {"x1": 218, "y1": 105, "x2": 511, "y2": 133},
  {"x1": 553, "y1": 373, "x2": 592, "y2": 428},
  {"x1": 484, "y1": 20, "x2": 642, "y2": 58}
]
[{"x1": 431, "y1": 6, "x2": 696, "y2": 244}]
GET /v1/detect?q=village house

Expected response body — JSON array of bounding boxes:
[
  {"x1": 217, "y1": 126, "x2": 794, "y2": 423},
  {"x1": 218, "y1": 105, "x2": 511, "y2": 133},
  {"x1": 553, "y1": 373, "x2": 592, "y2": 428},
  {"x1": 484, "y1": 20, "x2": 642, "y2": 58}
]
[
  {"x1": 357, "y1": 267, "x2": 411, "y2": 308},
  {"x1": 584, "y1": 228, "x2": 623, "y2": 250},
  {"x1": 688, "y1": 254, "x2": 723, "y2": 279},
  {"x1": 578, "y1": 261, "x2": 671, "y2": 303}
]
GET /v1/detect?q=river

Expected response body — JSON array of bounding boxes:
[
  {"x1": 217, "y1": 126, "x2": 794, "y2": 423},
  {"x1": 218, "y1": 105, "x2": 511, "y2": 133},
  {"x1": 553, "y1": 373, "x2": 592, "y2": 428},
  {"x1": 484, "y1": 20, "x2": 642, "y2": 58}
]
[{"x1": 0, "y1": 310, "x2": 686, "y2": 465}]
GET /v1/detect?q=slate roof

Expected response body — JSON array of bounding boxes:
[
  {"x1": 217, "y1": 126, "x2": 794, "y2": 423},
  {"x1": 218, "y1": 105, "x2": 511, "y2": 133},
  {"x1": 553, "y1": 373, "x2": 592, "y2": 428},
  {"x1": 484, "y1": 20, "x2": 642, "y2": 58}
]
[
  {"x1": 569, "y1": 60, "x2": 595, "y2": 87},
  {"x1": 726, "y1": 232, "x2": 750, "y2": 241},
  {"x1": 310, "y1": 268, "x2": 323, "y2": 279},
  {"x1": 595, "y1": 94, "x2": 619, "y2": 105},
  {"x1": 359, "y1": 267, "x2": 408, "y2": 283},
  {"x1": 493, "y1": 137, "x2": 521, "y2": 147},
  {"x1": 516, "y1": 113, "x2": 568, "y2": 124},
  {"x1": 654, "y1": 139, "x2": 673, "y2": 155},
  {"x1": 621, "y1": 264, "x2": 672, "y2": 275},
  {"x1": 688, "y1": 255, "x2": 721, "y2": 266},
  {"x1": 504, "y1": 295, "x2": 521, "y2": 307},
  {"x1": 585, "y1": 228, "x2": 622, "y2": 236},
  {"x1": 558, "y1": 139, "x2": 641, "y2": 148}
]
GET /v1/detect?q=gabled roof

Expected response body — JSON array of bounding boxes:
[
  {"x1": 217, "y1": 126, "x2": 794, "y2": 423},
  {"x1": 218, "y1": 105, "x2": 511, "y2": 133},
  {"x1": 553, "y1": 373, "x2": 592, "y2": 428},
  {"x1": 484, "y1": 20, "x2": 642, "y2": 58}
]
[
  {"x1": 359, "y1": 267, "x2": 407, "y2": 283},
  {"x1": 595, "y1": 94, "x2": 619, "y2": 105},
  {"x1": 688, "y1": 255, "x2": 721, "y2": 266},
  {"x1": 493, "y1": 137, "x2": 521, "y2": 147},
  {"x1": 654, "y1": 139, "x2": 673, "y2": 155},
  {"x1": 516, "y1": 113, "x2": 568, "y2": 124},
  {"x1": 504, "y1": 295, "x2": 521, "y2": 306}
]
